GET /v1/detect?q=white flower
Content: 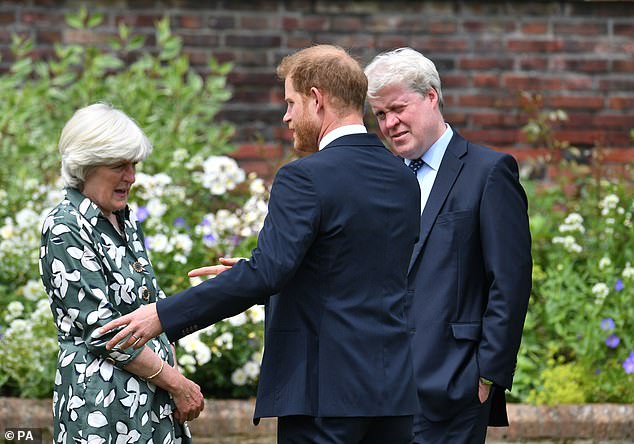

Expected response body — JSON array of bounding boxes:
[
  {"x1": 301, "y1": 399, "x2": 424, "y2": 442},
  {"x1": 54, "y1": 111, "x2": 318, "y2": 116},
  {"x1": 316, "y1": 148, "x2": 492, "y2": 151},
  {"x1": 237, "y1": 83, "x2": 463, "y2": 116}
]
[
  {"x1": 146, "y1": 233, "x2": 171, "y2": 253},
  {"x1": 174, "y1": 234, "x2": 193, "y2": 254},
  {"x1": 599, "y1": 194, "x2": 619, "y2": 211},
  {"x1": 22, "y1": 279, "x2": 45, "y2": 301},
  {"x1": 15, "y1": 208, "x2": 39, "y2": 228},
  {"x1": 244, "y1": 360, "x2": 260, "y2": 379},
  {"x1": 214, "y1": 332, "x2": 233, "y2": 350},
  {"x1": 623, "y1": 262, "x2": 634, "y2": 280},
  {"x1": 231, "y1": 368, "x2": 247, "y2": 386},
  {"x1": 228, "y1": 312, "x2": 247, "y2": 327},
  {"x1": 592, "y1": 282, "x2": 609, "y2": 304},
  {"x1": 558, "y1": 213, "x2": 585, "y2": 234},
  {"x1": 247, "y1": 305, "x2": 265, "y2": 323},
  {"x1": 552, "y1": 235, "x2": 582, "y2": 253},
  {"x1": 598, "y1": 257, "x2": 611, "y2": 270},
  {"x1": 146, "y1": 198, "x2": 167, "y2": 218},
  {"x1": 200, "y1": 156, "x2": 246, "y2": 195}
]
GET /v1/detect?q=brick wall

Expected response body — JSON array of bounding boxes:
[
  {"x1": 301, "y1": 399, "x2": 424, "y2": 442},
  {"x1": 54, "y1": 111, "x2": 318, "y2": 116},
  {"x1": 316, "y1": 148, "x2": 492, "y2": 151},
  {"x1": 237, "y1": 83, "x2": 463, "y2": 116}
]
[{"x1": 1, "y1": 0, "x2": 633, "y2": 171}]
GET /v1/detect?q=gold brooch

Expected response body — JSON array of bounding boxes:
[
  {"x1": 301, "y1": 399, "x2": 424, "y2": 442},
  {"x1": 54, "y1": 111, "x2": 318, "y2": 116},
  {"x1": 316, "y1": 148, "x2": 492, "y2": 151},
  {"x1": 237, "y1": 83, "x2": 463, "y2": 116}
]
[{"x1": 133, "y1": 261, "x2": 145, "y2": 273}]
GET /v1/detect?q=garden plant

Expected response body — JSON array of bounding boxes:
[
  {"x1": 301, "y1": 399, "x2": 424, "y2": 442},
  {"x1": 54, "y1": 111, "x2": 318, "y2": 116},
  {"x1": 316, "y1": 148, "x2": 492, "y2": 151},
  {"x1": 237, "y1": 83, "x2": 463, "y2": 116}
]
[{"x1": 0, "y1": 9, "x2": 633, "y2": 404}]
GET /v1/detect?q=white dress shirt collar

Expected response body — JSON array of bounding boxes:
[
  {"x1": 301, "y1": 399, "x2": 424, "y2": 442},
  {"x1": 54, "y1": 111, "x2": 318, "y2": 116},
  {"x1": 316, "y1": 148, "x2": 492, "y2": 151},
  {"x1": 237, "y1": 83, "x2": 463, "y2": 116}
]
[{"x1": 319, "y1": 124, "x2": 367, "y2": 150}]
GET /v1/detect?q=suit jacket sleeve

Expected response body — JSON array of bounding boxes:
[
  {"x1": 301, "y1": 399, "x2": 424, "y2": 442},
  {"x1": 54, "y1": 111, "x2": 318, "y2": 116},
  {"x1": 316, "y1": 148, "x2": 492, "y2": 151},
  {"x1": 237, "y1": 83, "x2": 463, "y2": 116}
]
[
  {"x1": 157, "y1": 162, "x2": 320, "y2": 342},
  {"x1": 477, "y1": 154, "x2": 532, "y2": 390}
]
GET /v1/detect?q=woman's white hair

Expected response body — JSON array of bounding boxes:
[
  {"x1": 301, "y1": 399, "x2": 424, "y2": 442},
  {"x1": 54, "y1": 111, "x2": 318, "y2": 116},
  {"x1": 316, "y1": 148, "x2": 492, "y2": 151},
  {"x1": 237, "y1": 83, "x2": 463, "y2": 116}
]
[
  {"x1": 364, "y1": 47, "x2": 444, "y2": 110},
  {"x1": 59, "y1": 102, "x2": 153, "y2": 188}
]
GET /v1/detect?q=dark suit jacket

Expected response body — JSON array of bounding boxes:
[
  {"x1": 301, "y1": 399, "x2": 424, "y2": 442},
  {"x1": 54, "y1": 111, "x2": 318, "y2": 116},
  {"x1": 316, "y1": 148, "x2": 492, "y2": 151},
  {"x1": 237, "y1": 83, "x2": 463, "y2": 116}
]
[
  {"x1": 158, "y1": 133, "x2": 421, "y2": 420},
  {"x1": 407, "y1": 131, "x2": 532, "y2": 426}
]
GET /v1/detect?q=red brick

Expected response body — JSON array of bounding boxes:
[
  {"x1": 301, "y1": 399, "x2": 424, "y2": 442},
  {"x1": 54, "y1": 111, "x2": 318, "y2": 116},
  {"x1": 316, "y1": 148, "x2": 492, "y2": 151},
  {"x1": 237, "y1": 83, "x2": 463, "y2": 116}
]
[
  {"x1": 331, "y1": 17, "x2": 363, "y2": 32},
  {"x1": 21, "y1": 10, "x2": 64, "y2": 26},
  {"x1": 601, "y1": 148, "x2": 634, "y2": 163},
  {"x1": 331, "y1": 34, "x2": 374, "y2": 49},
  {"x1": 504, "y1": 75, "x2": 562, "y2": 91},
  {"x1": 613, "y1": 59, "x2": 634, "y2": 73},
  {"x1": 0, "y1": 12, "x2": 15, "y2": 24},
  {"x1": 507, "y1": 39, "x2": 564, "y2": 52},
  {"x1": 287, "y1": 35, "x2": 313, "y2": 49},
  {"x1": 231, "y1": 144, "x2": 283, "y2": 160},
  {"x1": 115, "y1": 14, "x2": 162, "y2": 28},
  {"x1": 36, "y1": 30, "x2": 62, "y2": 44},
  {"x1": 281, "y1": 16, "x2": 300, "y2": 30},
  {"x1": 463, "y1": 20, "x2": 516, "y2": 33},
  {"x1": 376, "y1": 35, "x2": 409, "y2": 50},
  {"x1": 181, "y1": 33, "x2": 219, "y2": 47},
  {"x1": 208, "y1": 15, "x2": 235, "y2": 29},
  {"x1": 521, "y1": 22, "x2": 548, "y2": 34},
  {"x1": 429, "y1": 21, "x2": 458, "y2": 34},
  {"x1": 593, "y1": 114, "x2": 634, "y2": 128},
  {"x1": 564, "y1": 59, "x2": 609, "y2": 73},
  {"x1": 411, "y1": 37, "x2": 468, "y2": 52},
  {"x1": 63, "y1": 29, "x2": 112, "y2": 45},
  {"x1": 226, "y1": 34, "x2": 282, "y2": 48},
  {"x1": 472, "y1": 75, "x2": 500, "y2": 88},
  {"x1": 553, "y1": 129, "x2": 606, "y2": 146},
  {"x1": 608, "y1": 96, "x2": 634, "y2": 110},
  {"x1": 472, "y1": 113, "x2": 520, "y2": 127},
  {"x1": 240, "y1": 15, "x2": 273, "y2": 30},
  {"x1": 460, "y1": 129, "x2": 520, "y2": 147},
  {"x1": 459, "y1": 57, "x2": 513, "y2": 70},
  {"x1": 614, "y1": 23, "x2": 634, "y2": 36},
  {"x1": 548, "y1": 96, "x2": 605, "y2": 110},
  {"x1": 561, "y1": 76, "x2": 594, "y2": 90},
  {"x1": 228, "y1": 71, "x2": 279, "y2": 86},
  {"x1": 599, "y1": 78, "x2": 634, "y2": 91},
  {"x1": 553, "y1": 22, "x2": 607, "y2": 36},
  {"x1": 302, "y1": 16, "x2": 329, "y2": 31},
  {"x1": 518, "y1": 57, "x2": 548, "y2": 70},
  {"x1": 458, "y1": 94, "x2": 501, "y2": 108},
  {"x1": 441, "y1": 74, "x2": 469, "y2": 88},
  {"x1": 178, "y1": 15, "x2": 203, "y2": 29}
]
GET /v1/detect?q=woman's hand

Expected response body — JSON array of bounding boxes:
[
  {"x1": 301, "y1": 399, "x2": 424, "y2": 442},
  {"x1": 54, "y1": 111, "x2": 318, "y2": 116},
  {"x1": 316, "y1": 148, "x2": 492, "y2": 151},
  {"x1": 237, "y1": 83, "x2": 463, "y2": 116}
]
[{"x1": 171, "y1": 373, "x2": 205, "y2": 423}]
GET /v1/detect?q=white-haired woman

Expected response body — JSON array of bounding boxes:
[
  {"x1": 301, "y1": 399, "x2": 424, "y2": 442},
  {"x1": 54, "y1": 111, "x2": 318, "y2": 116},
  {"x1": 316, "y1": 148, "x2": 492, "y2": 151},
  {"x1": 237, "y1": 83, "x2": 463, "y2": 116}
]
[{"x1": 39, "y1": 103, "x2": 203, "y2": 443}]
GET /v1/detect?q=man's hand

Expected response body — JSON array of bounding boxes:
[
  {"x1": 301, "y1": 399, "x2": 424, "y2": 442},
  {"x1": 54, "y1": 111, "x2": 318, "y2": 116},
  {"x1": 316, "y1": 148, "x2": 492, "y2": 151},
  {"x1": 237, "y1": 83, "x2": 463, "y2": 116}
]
[
  {"x1": 100, "y1": 303, "x2": 163, "y2": 350},
  {"x1": 188, "y1": 257, "x2": 243, "y2": 278},
  {"x1": 478, "y1": 380, "x2": 492, "y2": 404}
]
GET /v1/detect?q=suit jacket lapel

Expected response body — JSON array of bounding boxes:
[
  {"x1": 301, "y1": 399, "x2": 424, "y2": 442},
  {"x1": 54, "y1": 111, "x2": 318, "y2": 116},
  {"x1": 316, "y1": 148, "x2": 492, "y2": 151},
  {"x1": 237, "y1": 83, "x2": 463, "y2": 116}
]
[{"x1": 407, "y1": 134, "x2": 467, "y2": 274}]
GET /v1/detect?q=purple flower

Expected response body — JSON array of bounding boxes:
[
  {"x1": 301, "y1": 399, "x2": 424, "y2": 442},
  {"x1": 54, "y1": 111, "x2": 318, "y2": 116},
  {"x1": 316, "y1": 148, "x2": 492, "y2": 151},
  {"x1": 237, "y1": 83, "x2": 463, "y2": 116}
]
[
  {"x1": 594, "y1": 368, "x2": 601, "y2": 375},
  {"x1": 144, "y1": 236, "x2": 151, "y2": 250},
  {"x1": 614, "y1": 279, "x2": 624, "y2": 292},
  {"x1": 605, "y1": 334, "x2": 620, "y2": 348},
  {"x1": 203, "y1": 233, "x2": 216, "y2": 246},
  {"x1": 174, "y1": 217, "x2": 187, "y2": 228},
  {"x1": 136, "y1": 206, "x2": 150, "y2": 222},
  {"x1": 600, "y1": 318, "x2": 615, "y2": 331},
  {"x1": 623, "y1": 352, "x2": 634, "y2": 374}
]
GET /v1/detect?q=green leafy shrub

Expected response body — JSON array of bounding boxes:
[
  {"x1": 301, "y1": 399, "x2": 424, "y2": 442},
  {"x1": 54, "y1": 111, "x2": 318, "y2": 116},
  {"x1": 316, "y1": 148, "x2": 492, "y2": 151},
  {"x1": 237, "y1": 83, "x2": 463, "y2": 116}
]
[
  {"x1": 511, "y1": 93, "x2": 634, "y2": 404},
  {"x1": 0, "y1": 8, "x2": 267, "y2": 399}
]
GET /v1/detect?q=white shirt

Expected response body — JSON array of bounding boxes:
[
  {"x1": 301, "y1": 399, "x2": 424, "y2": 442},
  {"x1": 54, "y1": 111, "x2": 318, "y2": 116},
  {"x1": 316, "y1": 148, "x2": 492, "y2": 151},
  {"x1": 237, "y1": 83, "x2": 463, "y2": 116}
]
[
  {"x1": 319, "y1": 124, "x2": 367, "y2": 150},
  {"x1": 405, "y1": 124, "x2": 453, "y2": 213}
]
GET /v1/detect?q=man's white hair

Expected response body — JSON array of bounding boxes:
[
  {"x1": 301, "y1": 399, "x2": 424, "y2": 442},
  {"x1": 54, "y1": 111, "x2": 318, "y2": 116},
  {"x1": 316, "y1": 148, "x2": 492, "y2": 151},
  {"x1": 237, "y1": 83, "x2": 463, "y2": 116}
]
[
  {"x1": 59, "y1": 102, "x2": 153, "y2": 188},
  {"x1": 364, "y1": 47, "x2": 444, "y2": 110}
]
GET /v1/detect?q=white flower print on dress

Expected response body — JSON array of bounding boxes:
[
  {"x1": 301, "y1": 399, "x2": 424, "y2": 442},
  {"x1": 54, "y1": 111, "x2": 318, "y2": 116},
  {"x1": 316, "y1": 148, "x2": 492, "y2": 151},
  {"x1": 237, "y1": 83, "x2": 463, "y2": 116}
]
[
  {"x1": 120, "y1": 377, "x2": 148, "y2": 417},
  {"x1": 51, "y1": 258, "x2": 81, "y2": 298},
  {"x1": 115, "y1": 421, "x2": 141, "y2": 444}
]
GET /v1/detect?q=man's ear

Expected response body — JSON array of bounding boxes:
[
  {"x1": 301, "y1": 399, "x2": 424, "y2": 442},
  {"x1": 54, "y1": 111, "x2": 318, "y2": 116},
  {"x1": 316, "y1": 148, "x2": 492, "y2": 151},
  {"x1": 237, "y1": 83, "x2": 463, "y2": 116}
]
[{"x1": 310, "y1": 86, "x2": 324, "y2": 113}]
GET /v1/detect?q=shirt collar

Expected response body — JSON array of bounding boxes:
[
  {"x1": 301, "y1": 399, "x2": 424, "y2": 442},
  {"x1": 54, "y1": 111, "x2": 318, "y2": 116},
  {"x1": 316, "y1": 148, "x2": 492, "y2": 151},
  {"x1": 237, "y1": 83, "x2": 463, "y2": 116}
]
[
  {"x1": 64, "y1": 187, "x2": 130, "y2": 226},
  {"x1": 420, "y1": 123, "x2": 453, "y2": 171},
  {"x1": 319, "y1": 124, "x2": 367, "y2": 150}
]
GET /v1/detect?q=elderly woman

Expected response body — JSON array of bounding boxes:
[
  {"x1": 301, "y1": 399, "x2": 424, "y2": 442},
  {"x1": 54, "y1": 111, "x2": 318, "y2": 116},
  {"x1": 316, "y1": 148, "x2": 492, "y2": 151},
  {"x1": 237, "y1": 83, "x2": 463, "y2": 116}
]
[{"x1": 39, "y1": 103, "x2": 204, "y2": 443}]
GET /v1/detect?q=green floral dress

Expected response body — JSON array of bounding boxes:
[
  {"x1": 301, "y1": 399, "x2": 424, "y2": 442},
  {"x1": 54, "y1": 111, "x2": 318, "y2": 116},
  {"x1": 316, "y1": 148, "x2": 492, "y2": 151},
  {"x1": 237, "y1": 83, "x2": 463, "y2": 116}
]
[{"x1": 39, "y1": 187, "x2": 192, "y2": 444}]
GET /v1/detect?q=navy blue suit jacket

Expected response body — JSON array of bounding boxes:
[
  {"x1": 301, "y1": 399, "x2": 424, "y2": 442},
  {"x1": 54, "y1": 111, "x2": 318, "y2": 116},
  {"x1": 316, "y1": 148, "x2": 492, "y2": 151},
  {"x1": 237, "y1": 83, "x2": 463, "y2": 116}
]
[
  {"x1": 407, "y1": 131, "x2": 532, "y2": 425},
  {"x1": 158, "y1": 133, "x2": 421, "y2": 420}
]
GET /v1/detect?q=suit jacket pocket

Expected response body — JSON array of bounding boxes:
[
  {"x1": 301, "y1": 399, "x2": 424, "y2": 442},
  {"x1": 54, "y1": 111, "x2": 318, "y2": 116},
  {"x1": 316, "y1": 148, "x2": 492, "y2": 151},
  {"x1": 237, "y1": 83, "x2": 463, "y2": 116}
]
[
  {"x1": 436, "y1": 209, "x2": 472, "y2": 225},
  {"x1": 450, "y1": 321, "x2": 482, "y2": 341}
]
